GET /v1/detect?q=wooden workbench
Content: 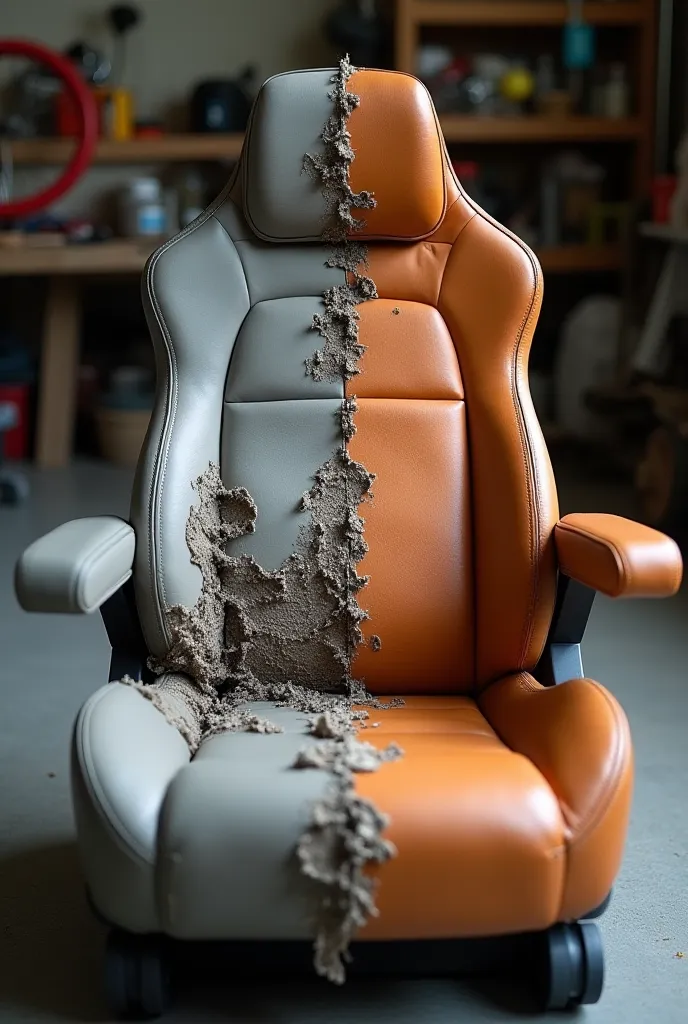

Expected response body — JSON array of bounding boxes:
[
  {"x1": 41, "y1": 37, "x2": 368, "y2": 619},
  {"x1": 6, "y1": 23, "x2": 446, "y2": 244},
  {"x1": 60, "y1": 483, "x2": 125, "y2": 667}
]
[
  {"x1": 3, "y1": 132, "x2": 244, "y2": 468},
  {"x1": 0, "y1": 240, "x2": 156, "y2": 467}
]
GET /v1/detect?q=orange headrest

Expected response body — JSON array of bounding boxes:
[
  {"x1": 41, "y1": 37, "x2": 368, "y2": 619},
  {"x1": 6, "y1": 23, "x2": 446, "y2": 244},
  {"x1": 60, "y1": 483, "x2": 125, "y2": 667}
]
[{"x1": 242, "y1": 66, "x2": 447, "y2": 244}]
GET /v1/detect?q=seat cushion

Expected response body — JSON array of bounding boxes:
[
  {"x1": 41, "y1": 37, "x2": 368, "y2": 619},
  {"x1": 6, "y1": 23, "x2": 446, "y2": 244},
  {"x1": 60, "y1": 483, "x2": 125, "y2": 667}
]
[
  {"x1": 155, "y1": 695, "x2": 567, "y2": 940},
  {"x1": 355, "y1": 697, "x2": 566, "y2": 939},
  {"x1": 77, "y1": 685, "x2": 628, "y2": 941}
]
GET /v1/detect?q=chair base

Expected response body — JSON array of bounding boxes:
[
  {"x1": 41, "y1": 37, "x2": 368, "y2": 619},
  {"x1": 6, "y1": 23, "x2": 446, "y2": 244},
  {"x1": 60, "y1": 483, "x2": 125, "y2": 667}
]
[{"x1": 102, "y1": 910, "x2": 608, "y2": 1019}]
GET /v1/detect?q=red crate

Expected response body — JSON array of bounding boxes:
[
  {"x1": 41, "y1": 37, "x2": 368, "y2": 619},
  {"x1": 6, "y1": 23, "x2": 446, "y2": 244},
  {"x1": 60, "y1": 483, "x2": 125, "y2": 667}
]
[{"x1": 0, "y1": 384, "x2": 30, "y2": 460}]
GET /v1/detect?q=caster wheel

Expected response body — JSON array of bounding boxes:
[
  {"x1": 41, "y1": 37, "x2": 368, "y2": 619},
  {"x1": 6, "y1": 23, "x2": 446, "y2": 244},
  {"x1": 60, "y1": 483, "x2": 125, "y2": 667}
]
[
  {"x1": 105, "y1": 930, "x2": 171, "y2": 1020},
  {"x1": 536, "y1": 921, "x2": 604, "y2": 1010}
]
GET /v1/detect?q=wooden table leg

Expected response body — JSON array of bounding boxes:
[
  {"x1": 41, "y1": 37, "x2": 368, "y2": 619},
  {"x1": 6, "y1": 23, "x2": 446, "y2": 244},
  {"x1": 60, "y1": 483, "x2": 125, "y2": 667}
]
[{"x1": 35, "y1": 276, "x2": 82, "y2": 468}]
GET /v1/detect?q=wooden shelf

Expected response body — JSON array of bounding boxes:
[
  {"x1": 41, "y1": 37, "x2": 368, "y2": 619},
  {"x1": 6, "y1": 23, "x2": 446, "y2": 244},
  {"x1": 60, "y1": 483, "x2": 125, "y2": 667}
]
[
  {"x1": 9, "y1": 134, "x2": 244, "y2": 166},
  {"x1": 0, "y1": 238, "x2": 158, "y2": 276},
  {"x1": 537, "y1": 244, "x2": 623, "y2": 272},
  {"x1": 639, "y1": 222, "x2": 688, "y2": 245},
  {"x1": 0, "y1": 239, "x2": 623, "y2": 278},
  {"x1": 411, "y1": 1, "x2": 648, "y2": 26},
  {"x1": 440, "y1": 114, "x2": 642, "y2": 143}
]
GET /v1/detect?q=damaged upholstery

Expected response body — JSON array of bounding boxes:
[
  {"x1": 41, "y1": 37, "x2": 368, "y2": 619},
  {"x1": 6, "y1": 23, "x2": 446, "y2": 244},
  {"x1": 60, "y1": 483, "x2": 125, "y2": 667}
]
[{"x1": 47, "y1": 60, "x2": 682, "y2": 982}]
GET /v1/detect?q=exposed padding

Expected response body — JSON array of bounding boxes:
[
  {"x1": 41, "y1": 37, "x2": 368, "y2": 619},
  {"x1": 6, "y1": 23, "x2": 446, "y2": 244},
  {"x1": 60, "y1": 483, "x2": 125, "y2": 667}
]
[
  {"x1": 15, "y1": 517, "x2": 134, "y2": 614},
  {"x1": 347, "y1": 70, "x2": 446, "y2": 240},
  {"x1": 354, "y1": 697, "x2": 566, "y2": 939},
  {"x1": 354, "y1": 299, "x2": 463, "y2": 400},
  {"x1": 242, "y1": 68, "x2": 446, "y2": 243},
  {"x1": 71, "y1": 683, "x2": 190, "y2": 932},
  {"x1": 438, "y1": 212, "x2": 559, "y2": 685},
  {"x1": 554, "y1": 513, "x2": 683, "y2": 598},
  {"x1": 480, "y1": 673, "x2": 634, "y2": 921},
  {"x1": 349, "y1": 399, "x2": 474, "y2": 693}
]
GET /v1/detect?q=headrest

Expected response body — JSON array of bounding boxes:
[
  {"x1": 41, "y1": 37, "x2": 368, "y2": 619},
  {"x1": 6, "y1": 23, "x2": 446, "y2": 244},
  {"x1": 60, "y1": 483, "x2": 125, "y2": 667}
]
[{"x1": 242, "y1": 66, "x2": 447, "y2": 244}]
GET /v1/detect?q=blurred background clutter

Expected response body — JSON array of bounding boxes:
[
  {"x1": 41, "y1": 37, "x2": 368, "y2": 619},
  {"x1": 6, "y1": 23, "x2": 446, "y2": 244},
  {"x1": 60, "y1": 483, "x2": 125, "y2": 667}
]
[{"x1": 0, "y1": 0, "x2": 687, "y2": 529}]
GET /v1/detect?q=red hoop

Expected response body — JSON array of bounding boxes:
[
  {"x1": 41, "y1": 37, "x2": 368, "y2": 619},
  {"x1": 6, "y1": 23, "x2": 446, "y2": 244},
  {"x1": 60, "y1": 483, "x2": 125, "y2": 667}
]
[{"x1": 0, "y1": 39, "x2": 98, "y2": 219}]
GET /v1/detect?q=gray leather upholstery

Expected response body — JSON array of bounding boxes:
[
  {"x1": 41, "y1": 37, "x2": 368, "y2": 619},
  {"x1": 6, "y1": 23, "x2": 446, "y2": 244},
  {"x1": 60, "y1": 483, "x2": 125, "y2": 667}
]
[
  {"x1": 225, "y1": 298, "x2": 343, "y2": 403},
  {"x1": 71, "y1": 682, "x2": 190, "y2": 931},
  {"x1": 132, "y1": 184, "x2": 345, "y2": 657},
  {"x1": 24, "y1": 69, "x2": 471, "y2": 939},
  {"x1": 242, "y1": 69, "x2": 334, "y2": 242},
  {"x1": 132, "y1": 204, "x2": 250, "y2": 655},
  {"x1": 15, "y1": 517, "x2": 135, "y2": 614},
  {"x1": 222, "y1": 399, "x2": 342, "y2": 569},
  {"x1": 158, "y1": 705, "x2": 329, "y2": 939}
]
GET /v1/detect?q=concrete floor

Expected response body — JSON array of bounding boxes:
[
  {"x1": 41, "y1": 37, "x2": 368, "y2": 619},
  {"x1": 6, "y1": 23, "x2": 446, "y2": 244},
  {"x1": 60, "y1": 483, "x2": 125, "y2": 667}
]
[{"x1": 1, "y1": 459, "x2": 687, "y2": 1023}]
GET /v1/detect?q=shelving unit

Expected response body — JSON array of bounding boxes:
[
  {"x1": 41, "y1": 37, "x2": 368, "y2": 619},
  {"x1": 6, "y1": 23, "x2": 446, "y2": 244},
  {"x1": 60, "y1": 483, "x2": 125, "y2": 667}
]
[
  {"x1": 9, "y1": 133, "x2": 245, "y2": 166},
  {"x1": 395, "y1": 0, "x2": 659, "y2": 266},
  {"x1": 439, "y1": 114, "x2": 642, "y2": 142},
  {"x1": 401, "y1": 2, "x2": 650, "y2": 29}
]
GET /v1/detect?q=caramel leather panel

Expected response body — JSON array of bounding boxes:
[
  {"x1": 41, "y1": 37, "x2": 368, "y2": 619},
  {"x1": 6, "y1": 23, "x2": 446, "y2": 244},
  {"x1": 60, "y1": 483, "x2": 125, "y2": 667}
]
[
  {"x1": 480, "y1": 673, "x2": 633, "y2": 921},
  {"x1": 349, "y1": 399, "x2": 473, "y2": 693},
  {"x1": 438, "y1": 214, "x2": 559, "y2": 684},
  {"x1": 349, "y1": 71, "x2": 445, "y2": 241},
  {"x1": 555, "y1": 513, "x2": 683, "y2": 598},
  {"x1": 354, "y1": 702, "x2": 565, "y2": 939},
  {"x1": 354, "y1": 299, "x2": 463, "y2": 400},
  {"x1": 428, "y1": 191, "x2": 474, "y2": 245},
  {"x1": 362, "y1": 243, "x2": 452, "y2": 308}
]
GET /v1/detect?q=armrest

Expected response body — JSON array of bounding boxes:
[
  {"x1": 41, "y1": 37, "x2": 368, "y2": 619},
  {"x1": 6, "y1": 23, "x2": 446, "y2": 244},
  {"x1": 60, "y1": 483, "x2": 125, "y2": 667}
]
[
  {"x1": 15, "y1": 517, "x2": 135, "y2": 614},
  {"x1": 554, "y1": 513, "x2": 682, "y2": 599}
]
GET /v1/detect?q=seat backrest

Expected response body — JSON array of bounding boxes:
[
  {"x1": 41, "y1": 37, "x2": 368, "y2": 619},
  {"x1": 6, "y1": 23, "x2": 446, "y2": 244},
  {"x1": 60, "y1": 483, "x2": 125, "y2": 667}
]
[{"x1": 130, "y1": 64, "x2": 559, "y2": 695}]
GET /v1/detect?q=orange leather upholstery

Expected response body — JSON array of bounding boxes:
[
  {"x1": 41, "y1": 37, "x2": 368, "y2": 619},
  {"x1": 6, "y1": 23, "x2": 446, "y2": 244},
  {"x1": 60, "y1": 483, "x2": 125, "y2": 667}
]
[
  {"x1": 355, "y1": 300, "x2": 463, "y2": 400},
  {"x1": 437, "y1": 205, "x2": 559, "y2": 685},
  {"x1": 555, "y1": 513, "x2": 683, "y2": 598},
  {"x1": 348, "y1": 71, "x2": 446, "y2": 240},
  {"x1": 480, "y1": 674, "x2": 633, "y2": 921},
  {"x1": 349, "y1": 399, "x2": 474, "y2": 692},
  {"x1": 353, "y1": 697, "x2": 566, "y2": 938},
  {"x1": 338, "y1": 67, "x2": 675, "y2": 940}
]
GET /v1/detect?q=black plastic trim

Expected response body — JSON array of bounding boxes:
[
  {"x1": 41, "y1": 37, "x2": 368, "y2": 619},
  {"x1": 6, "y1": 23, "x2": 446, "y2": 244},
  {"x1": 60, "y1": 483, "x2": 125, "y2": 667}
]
[
  {"x1": 100, "y1": 579, "x2": 151, "y2": 683},
  {"x1": 535, "y1": 575, "x2": 596, "y2": 686}
]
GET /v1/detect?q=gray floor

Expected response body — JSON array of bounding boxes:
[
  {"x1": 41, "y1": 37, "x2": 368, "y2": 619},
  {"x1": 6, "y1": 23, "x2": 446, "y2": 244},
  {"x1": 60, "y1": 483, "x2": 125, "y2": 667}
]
[{"x1": 1, "y1": 460, "x2": 687, "y2": 1023}]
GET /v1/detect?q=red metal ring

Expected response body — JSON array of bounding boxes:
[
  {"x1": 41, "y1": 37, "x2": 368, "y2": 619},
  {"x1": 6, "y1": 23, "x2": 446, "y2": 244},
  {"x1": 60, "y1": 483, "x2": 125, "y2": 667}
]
[{"x1": 0, "y1": 39, "x2": 98, "y2": 219}]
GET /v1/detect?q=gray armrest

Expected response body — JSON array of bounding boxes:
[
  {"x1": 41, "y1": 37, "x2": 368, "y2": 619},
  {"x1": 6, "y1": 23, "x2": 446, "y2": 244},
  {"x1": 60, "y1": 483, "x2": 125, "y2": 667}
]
[{"x1": 15, "y1": 517, "x2": 136, "y2": 614}]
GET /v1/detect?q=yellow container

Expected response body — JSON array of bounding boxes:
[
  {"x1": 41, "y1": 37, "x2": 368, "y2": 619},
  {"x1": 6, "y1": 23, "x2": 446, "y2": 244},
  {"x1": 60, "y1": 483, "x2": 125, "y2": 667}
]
[{"x1": 96, "y1": 87, "x2": 135, "y2": 140}]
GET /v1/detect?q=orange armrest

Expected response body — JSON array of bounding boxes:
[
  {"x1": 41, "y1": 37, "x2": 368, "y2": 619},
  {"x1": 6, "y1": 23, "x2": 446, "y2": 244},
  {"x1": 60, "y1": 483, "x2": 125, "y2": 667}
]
[{"x1": 554, "y1": 513, "x2": 682, "y2": 598}]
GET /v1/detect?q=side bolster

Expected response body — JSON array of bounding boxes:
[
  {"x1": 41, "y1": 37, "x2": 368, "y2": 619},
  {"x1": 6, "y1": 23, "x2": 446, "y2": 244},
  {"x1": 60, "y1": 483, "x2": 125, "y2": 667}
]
[
  {"x1": 481, "y1": 672, "x2": 633, "y2": 921},
  {"x1": 72, "y1": 683, "x2": 190, "y2": 932},
  {"x1": 131, "y1": 206, "x2": 251, "y2": 656},
  {"x1": 438, "y1": 212, "x2": 559, "y2": 683}
]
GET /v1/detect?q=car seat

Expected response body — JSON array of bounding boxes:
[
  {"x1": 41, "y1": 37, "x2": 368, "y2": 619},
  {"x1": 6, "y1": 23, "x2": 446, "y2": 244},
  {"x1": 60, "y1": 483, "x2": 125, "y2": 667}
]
[{"x1": 15, "y1": 62, "x2": 683, "y2": 1019}]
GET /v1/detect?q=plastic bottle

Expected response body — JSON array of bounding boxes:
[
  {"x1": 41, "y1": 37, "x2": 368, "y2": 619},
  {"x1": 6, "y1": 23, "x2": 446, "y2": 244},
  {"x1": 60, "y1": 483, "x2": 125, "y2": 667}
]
[
  {"x1": 604, "y1": 63, "x2": 630, "y2": 119},
  {"x1": 120, "y1": 178, "x2": 166, "y2": 237}
]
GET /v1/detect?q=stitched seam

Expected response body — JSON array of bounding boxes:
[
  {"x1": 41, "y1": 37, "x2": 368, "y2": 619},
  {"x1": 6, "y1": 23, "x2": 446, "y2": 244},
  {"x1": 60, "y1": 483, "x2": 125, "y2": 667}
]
[
  {"x1": 557, "y1": 523, "x2": 625, "y2": 595},
  {"x1": 73, "y1": 524, "x2": 133, "y2": 610},
  {"x1": 443, "y1": 206, "x2": 542, "y2": 673},
  {"x1": 81, "y1": 571, "x2": 132, "y2": 615},
  {"x1": 143, "y1": 171, "x2": 243, "y2": 646},
  {"x1": 77, "y1": 688, "x2": 153, "y2": 864},
  {"x1": 566, "y1": 682, "x2": 628, "y2": 847},
  {"x1": 244, "y1": 68, "x2": 448, "y2": 244},
  {"x1": 437, "y1": 209, "x2": 479, "y2": 684}
]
